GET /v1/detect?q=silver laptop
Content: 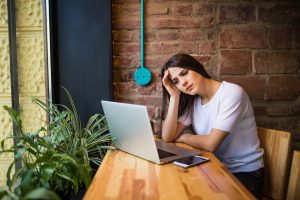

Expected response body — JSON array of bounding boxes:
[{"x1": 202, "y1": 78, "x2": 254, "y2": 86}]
[{"x1": 101, "y1": 100, "x2": 200, "y2": 164}]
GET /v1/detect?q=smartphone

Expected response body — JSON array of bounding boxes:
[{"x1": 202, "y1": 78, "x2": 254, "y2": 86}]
[{"x1": 173, "y1": 155, "x2": 210, "y2": 168}]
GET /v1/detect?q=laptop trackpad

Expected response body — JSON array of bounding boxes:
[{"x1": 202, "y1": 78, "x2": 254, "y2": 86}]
[{"x1": 155, "y1": 140, "x2": 200, "y2": 155}]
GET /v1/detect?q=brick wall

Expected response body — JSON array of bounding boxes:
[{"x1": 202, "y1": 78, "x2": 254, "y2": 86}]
[{"x1": 112, "y1": 0, "x2": 300, "y2": 150}]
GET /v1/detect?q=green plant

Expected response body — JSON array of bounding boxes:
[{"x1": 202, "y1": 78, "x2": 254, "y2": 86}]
[{"x1": 0, "y1": 88, "x2": 114, "y2": 199}]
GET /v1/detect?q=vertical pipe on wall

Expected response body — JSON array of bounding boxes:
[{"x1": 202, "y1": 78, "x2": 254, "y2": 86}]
[
  {"x1": 7, "y1": 0, "x2": 21, "y2": 170},
  {"x1": 42, "y1": 0, "x2": 53, "y2": 104},
  {"x1": 42, "y1": 0, "x2": 53, "y2": 125}
]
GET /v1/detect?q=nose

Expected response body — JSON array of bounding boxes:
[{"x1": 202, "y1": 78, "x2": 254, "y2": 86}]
[{"x1": 180, "y1": 78, "x2": 188, "y2": 87}]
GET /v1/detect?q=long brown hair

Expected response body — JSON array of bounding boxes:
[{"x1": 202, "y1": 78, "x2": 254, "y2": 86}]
[{"x1": 160, "y1": 54, "x2": 211, "y2": 134}]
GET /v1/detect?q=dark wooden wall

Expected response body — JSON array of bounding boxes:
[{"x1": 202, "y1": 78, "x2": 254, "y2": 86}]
[{"x1": 50, "y1": 0, "x2": 112, "y2": 124}]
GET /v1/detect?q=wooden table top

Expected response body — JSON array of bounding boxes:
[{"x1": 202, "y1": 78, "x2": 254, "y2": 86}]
[{"x1": 83, "y1": 142, "x2": 255, "y2": 200}]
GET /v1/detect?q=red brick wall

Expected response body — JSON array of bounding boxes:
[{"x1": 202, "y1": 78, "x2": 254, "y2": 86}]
[{"x1": 112, "y1": 0, "x2": 300, "y2": 149}]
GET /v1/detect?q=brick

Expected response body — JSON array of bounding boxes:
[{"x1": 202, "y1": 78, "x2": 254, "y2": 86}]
[
  {"x1": 156, "y1": 30, "x2": 179, "y2": 40},
  {"x1": 255, "y1": 117, "x2": 299, "y2": 134},
  {"x1": 147, "y1": 17, "x2": 181, "y2": 28},
  {"x1": 131, "y1": 31, "x2": 140, "y2": 42},
  {"x1": 113, "y1": 17, "x2": 140, "y2": 29},
  {"x1": 146, "y1": 42, "x2": 177, "y2": 54},
  {"x1": 171, "y1": 4, "x2": 193, "y2": 16},
  {"x1": 113, "y1": 30, "x2": 134, "y2": 42},
  {"x1": 222, "y1": 76, "x2": 265, "y2": 100},
  {"x1": 114, "y1": 94, "x2": 162, "y2": 107},
  {"x1": 270, "y1": 27, "x2": 292, "y2": 49},
  {"x1": 179, "y1": 30, "x2": 204, "y2": 41},
  {"x1": 114, "y1": 81, "x2": 137, "y2": 95},
  {"x1": 146, "y1": 3, "x2": 168, "y2": 15},
  {"x1": 112, "y1": 3, "x2": 139, "y2": 16},
  {"x1": 113, "y1": 56, "x2": 135, "y2": 67},
  {"x1": 255, "y1": 52, "x2": 299, "y2": 74},
  {"x1": 152, "y1": 120, "x2": 162, "y2": 134},
  {"x1": 267, "y1": 76, "x2": 300, "y2": 100},
  {"x1": 113, "y1": 68, "x2": 134, "y2": 82},
  {"x1": 113, "y1": 42, "x2": 140, "y2": 55},
  {"x1": 198, "y1": 40, "x2": 214, "y2": 54},
  {"x1": 148, "y1": 17, "x2": 207, "y2": 28},
  {"x1": 193, "y1": 55, "x2": 212, "y2": 68},
  {"x1": 193, "y1": 3, "x2": 214, "y2": 13},
  {"x1": 219, "y1": 5, "x2": 255, "y2": 23},
  {"x1": 220, "y1": 50, "x2": 252, "y2": 75},
  {"x1": 296, "y1": 121, "x2": 300, "y2": 140},
  {"x1": 144, "y1": 55, "x2": 170, "y2": 69},
  {"x1": 252, "y1": 105, "x2": 266, "y2": 116},
  {"x1": 220, "y1": 25, "x2": 267, "y2": 49},
  {"x1": 146, "y1": 41, "x2": 197, "y2": 54},
  {"x1": 265, "y1": 105, "x2": 290, "y2": 116},
  {"x1": 176, "y1": 42, "x2": 199, "y2": 54},
  {"x1": 193, "y1": 4, "x2": 215, "y2": 27},
  {"x1": 144, "y1": 31, "x2": 156, "y2": 42},
  {"x1": 179, "y1": 29, "x2": 213, "y2": 41},
  {"x1": 147, "y1": 105, "x2": 161, "y2": 121},
  {"x1": 137, "y1": 81, "x2": 159, "y2": 96},
  {"x1": 293, "y1": 28, "x2": 300, "y2": 49},
  {"x1": 258, "y1": 5, "x2": 300, "y2": 24},
  {"x1": 256, "y1": 117, "x2": 282, "y2": 131},
  {"x1": 290, "y1": 105, "x2": 300, "y2": 115}
]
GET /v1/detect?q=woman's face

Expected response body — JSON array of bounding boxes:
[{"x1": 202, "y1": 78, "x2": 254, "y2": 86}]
[{"x1": 167, "y1": 67, "x2": 204, "y2": 95}]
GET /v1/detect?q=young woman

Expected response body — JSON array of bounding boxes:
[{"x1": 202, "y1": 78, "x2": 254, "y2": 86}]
[{"x1": 160, "y1": 54, "x2": 264, "y2": 198}]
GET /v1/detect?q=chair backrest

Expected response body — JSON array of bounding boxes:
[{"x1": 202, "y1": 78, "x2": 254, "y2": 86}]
[
  {"x1": 257, "y1": 127, "x2": 291, "y2": 200},
  {"x1": 286, "y1": 150, "x2": 300, "y2": 200}
]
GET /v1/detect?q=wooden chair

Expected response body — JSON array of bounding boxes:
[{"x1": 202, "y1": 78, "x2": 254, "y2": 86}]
[
  {"x1": 257, "y1": 127, "x2": 291, "y2": 200},
  {"x1": 286, "y1": 150, "x2": 300, "y2": 200}
]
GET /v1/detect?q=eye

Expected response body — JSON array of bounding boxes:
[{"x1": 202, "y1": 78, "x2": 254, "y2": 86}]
[
  {"x1": 172, "y1": 79, "x2": 178, "y2": 85},
  {"x1": 180, "y1": 69, "x2": 188, "y2": 76}
]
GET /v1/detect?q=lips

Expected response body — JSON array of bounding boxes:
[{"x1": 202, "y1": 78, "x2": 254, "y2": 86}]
[{"x1": 186, "y1": 84, "x2": 193, "y2": 91}]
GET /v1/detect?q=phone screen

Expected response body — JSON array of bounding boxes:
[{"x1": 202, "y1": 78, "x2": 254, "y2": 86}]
[{"x1": 173, "y1": 156, "x2": 209, "y2": 168}]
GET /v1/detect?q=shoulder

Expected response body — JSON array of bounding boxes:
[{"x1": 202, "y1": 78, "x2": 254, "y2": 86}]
[
  {"x1": 222, "y1": 81, "x2": 244, "y2": 93},
  {"x1": 219, "y1": 81, "x2": 250, "y2": 108}
]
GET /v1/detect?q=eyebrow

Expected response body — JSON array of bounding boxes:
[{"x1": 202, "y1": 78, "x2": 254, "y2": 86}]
[{"x1": 172, "y1": 69, "x2": 186, "y2": 82}]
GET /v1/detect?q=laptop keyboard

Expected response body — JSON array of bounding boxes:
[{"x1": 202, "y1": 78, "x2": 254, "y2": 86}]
[{"x1": 157, "y1": 149, "x2": 177, "y2": 159}]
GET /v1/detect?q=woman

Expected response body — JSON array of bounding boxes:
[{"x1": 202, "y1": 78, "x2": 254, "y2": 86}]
[{"x1": 160, "y1": 54, "x2": 264, "y2": 198}]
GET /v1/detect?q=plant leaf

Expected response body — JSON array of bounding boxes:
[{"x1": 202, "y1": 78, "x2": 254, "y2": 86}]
[
  {"x1": 23, "y1": 187, "x2": 61, "y2": 200},
  {"x1": 3, "y1": 106, "x2": 23, "y2": 135}
]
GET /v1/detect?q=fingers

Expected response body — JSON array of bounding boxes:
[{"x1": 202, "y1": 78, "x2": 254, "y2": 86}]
[
  {"x1": 162, "y1": 69, "x2": 168, "y2": 81},
  {"x1": 162, "y1": 70, "x2": 171, "y2": 85}
]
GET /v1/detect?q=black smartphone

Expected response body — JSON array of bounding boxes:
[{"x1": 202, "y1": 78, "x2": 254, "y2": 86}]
[{"x1": 173, "y1": 155, "x2": 210, "y2": 168}]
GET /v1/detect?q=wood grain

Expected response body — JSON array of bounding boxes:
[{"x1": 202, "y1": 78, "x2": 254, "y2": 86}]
[
  {"x1": 83, "y1": 142, "x2": 255, "y2": 200},
  {"x1": 257, "y1": 127, "x2": 291, "y2": 200},
  {"x1": 287, "y1": 150, "x2": 300, "y2": 200}
]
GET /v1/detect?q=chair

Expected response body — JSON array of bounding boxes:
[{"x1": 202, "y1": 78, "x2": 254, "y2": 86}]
[
  {"x1": 257, "y1": 127, "x2": 291, "y2": 200},
  {"x1": 286, "y1": 150, "x2": 300, "y2": 200}
]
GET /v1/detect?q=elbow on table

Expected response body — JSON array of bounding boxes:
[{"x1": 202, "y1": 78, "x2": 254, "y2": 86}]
[
  {"x1": 205, "y1": 146, "x2": 216, "y2": 153},
  {"x1": 161, "y1": 135, "x2": 175, "y2": 143},
  {"x1": 205, "y1": 141, "x2": 220, "y2": 153}
]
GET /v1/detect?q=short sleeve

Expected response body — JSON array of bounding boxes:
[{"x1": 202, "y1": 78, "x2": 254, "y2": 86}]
[
  {"x1": 213, "y1": 86, "x2": 248, "y2": 133},
  {"x1": 178, "y1": 110, "x2": 192, "y2": 126}
]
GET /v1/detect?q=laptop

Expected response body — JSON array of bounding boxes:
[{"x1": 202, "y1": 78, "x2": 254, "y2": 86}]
[{"x1": 101, "y1": 100, "x2": 200, "y2": 164}]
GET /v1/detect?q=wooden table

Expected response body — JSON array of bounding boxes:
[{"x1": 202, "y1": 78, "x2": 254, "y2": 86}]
[{"x1": 84, "y1": 143, "x2": 255, "y2": 200}]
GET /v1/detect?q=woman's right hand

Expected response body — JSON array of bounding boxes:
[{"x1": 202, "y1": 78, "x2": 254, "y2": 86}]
[{"x1": 162, "y1": 70, "x2": 181, "y2": 98}]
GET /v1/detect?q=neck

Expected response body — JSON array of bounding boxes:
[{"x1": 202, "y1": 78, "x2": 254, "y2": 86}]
[{"x1": 199, "y1": 79, "x2": 221, "y2": 104}]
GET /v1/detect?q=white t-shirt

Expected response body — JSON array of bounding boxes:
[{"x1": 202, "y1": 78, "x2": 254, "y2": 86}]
[{"x1": 178, "y1": 81, "x2": 264, "y2": 173}]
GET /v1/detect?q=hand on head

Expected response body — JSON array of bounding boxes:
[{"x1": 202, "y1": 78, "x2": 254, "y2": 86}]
[{"x1": 162, "y1": 69, "x2": 181, "y2": 98}]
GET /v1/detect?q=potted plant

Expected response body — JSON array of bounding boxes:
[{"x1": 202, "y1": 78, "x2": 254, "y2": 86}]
[{"x1": 0, "y1": 88, "x2": 114, "y2": 199}]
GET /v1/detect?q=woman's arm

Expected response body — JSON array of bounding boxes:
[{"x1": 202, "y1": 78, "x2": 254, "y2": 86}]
[
  {"x1": 161, "y1": 96, "x2": 186, "y2": 142},
  {"x1": 161, "y1": 70, "x2": 185, "y2": 142},
  {"x1": 176, "y1": 128, "x2": 228, "y2": 152}
]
